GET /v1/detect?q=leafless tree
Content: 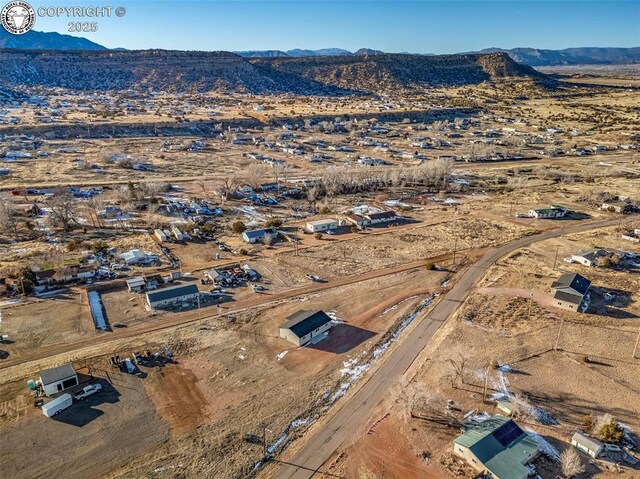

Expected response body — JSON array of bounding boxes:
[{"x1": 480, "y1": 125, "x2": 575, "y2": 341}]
[
  {"x1": 244, "y1": 163, "x2": 267, "y2": 191},
  {"x1": 218, "y1": 173, "x2": 238, "y2": 201},
  {"x1": 45, "y1": 191, "x2": 80, "y2": 231},
  {"x1": 86, "y1": 197, "x2": 104, "y2": 228},
  {"x1": 447, "y1": 353, "x2": 468, "y2": 386},
  {"x1": 560, "y1": 449, "x2": 585, "y2": 478}
]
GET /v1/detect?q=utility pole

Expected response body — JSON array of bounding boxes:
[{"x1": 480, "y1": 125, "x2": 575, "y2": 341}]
[
  {"x1": 633, "y1": 326, "x2": 640, "y2": 359},
  {"x1": 553, "y1": 244, "x2": 561, "y2": 270},
  {"x1": 483, "y1": 364, "x2": 490, "y2": 403},
  {"x1": 452, "y1": 237, "x2": 458, "y2": 266}
]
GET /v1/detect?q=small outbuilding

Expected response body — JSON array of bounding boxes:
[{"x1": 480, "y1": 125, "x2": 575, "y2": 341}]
[
  {"x1": 39, "y1": 363, "x2": 78, "y2": 396},
  {"x1": 154, "y1": 229, "x2": 168, "y2": 242},
  {"x1": 279, "y1": 310, "x2": 333, "y2": 346},
  {"x1": 571, "y1": 431, "x2": 604, "y2": 458},
  {"x1": 126, "y1": 276, "x2": 146, "y2": 293},
  {"x1": 306, "y1": 219, "x2": 338, "y2": 233},
  {"x1": 171, "y1": 226, "x2": 184, "y2": 241}
]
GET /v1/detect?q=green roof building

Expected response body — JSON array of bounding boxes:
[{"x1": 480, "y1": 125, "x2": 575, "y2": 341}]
[{"x1": 453, "y1": 416, "x2": 539, "y2": 479}]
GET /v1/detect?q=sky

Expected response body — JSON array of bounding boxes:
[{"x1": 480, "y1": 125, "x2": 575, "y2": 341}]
[{"x1": 26, "y1": 0, "x2": 640, "y2": 52}]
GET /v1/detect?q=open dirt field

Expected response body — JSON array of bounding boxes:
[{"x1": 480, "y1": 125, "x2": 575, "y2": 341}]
[
  {"x1": 0, "y1": 370, "x2": 170, "y2": 479},
  {"x1": 0, "y1": 291, "x2": 93, "y2": 361},
  {"x1": 321, "y1": 282, "x2": 640, "y2": 479}
]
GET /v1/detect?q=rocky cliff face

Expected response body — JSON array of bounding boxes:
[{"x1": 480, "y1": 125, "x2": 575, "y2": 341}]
[{"x1": 0, "y1": 49, "x2": 547, "y2": 94}]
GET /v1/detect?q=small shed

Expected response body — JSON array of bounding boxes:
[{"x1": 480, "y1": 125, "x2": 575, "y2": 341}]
[
  {"x1": 279, "y1": 310, "x2": 333, "y2": 346},
  {"x1": 154, "y1": 229, "x2": 168, "y2": 242},
  {"x1": 39, "y1": 363, "x2": 78, "y2": 396},
  {"x1": 496, "y1": 398, "x2": 516, "y2": 417},
  {"x1": 171, "y1": 226, "x2": 184, "y2": 241},
  {"x1": 126, "y1": 276, "x2": 146, "y2": 293},
  {"x1": 571, "y1": 431, "x2": 604, "y2": 458}
]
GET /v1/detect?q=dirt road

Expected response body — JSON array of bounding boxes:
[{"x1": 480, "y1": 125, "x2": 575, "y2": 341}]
[
  {"x1": 0, "y1": 251, "x2": 465, "y2": 372},
  {"x1": 272, "y1": 218, "x2": 621, "y2": 479}
]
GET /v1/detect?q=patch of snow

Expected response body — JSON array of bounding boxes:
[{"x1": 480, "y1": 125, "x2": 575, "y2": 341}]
[
  {"x1": 290, "y1": 417, "x2": 311, "y2": 428},
  {"x1": 580, "y1": 292, "x2": 591, "y2": 313},
  {"x1": 526, "y1": 429, "x2": 560, "y2": 461},
  {"x1": 267, "y1": 433, "x2": 287, "y2": 454},
  {"x1": 325, "y1": 310, "x2": 344, "y2": 323}
]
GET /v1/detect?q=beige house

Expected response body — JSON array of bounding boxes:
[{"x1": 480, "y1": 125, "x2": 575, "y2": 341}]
[{"x1": 279, "y1": 310, "x2": 333, "y2": 346}]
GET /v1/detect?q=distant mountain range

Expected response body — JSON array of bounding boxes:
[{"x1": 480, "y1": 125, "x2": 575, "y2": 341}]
[
  {"x1": 239, "y1": 46, "x2": 640, "y2": 65},
  {"x1": 0, "y1": 29, "x2": 106, "y2": 50},
  {"x1": 473, "y1": 47, "x2": 640, "y2": 66},
  {"x1": 0, "y1": 29, "x2": 638, "y2": 67},
  {"x1": 235, "y1": 48, "x2": 385, "y2": 58}
]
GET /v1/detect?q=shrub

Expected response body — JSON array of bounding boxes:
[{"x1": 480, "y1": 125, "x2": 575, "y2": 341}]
[
  {"x1": 600, "y1": 418, "x2": 623, "y2": 444},
  {"x1": 582, "y1": 413, "x2": 595, "y2": 431},
  {"x1": 238, "y1": 248, "x2": 248, "y2": 256},
  {"x1": 265, "y1": 218, "x2": 283, "y2": 228},
  {"x1": 319, "y1": 206, "x2": 332, "y2": 214},
  {"x1": 314, "y1": 233, "x2": 323, "y2": 240},
  {"x1": 232, "y1": 221, "x2": 246, "y2": 234}
]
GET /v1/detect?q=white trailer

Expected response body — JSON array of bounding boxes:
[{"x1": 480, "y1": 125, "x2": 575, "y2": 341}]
[{"x1": 42, "y1": 393, "x2": 73, "y2": 417}]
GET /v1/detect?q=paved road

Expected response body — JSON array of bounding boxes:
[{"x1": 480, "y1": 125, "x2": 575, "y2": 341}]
[{"x1": 273, "y1": 218, "x2": 620, "y2": 479}]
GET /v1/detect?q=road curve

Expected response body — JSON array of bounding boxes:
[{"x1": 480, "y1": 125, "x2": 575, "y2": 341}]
[{"x1": 272, "y1": 218, "x2": 620, "y2": 479}]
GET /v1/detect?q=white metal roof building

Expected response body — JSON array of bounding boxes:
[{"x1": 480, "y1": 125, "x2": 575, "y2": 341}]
[
  {"x1": 306, "y1": 219, "x2": 338, "y2": 232},
  {"x1": 39, "y1": 363, "x2": 78, "y2": 396}
]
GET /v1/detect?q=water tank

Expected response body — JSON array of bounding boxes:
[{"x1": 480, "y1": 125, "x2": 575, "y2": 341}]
[{"x1": 27, "y1": 379, "x2": 37, "y2": 390}]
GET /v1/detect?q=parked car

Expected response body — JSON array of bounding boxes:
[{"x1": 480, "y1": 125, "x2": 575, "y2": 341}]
[
  {"x1": 252, "y1": 284, "x2": 265, "y2": 292},
  {"x1": 305, "y1": 274, "x2": 323, "y2": 282},
  {"x1": 74, "y1": 383, "x2": 102, "y2": 401}
]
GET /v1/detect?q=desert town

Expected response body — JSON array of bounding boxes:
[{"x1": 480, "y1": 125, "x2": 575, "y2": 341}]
[{"x1": 0, "y1": 41, "x2": 639, "y2": 479}]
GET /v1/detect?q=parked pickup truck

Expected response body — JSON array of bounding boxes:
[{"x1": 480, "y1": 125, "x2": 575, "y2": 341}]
[{"x1": 74, "y1": 383, "x2": 102, "y2": 401}]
